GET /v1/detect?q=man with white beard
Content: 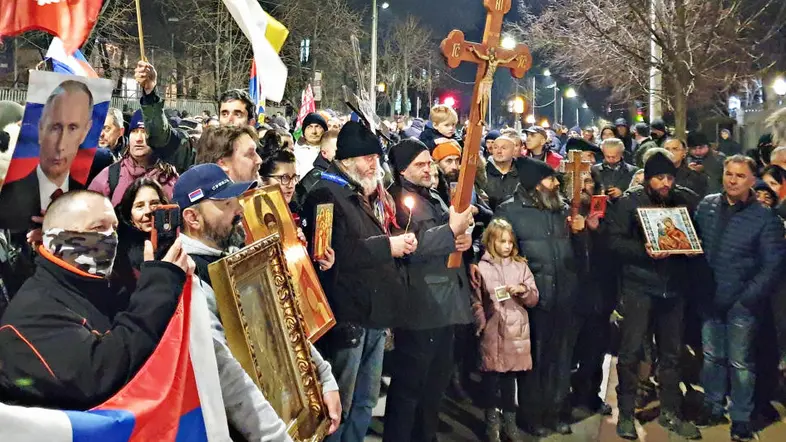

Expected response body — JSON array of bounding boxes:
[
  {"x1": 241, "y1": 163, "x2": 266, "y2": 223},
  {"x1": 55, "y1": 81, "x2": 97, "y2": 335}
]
[{"x1": 301, "y1": 121, "x2": 418, "y2": 442}]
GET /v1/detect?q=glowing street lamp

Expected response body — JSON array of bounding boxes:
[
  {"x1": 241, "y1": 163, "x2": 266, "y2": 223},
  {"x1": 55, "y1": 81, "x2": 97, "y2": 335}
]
[
  {"x1": 542, "y1": 68, "x2": 551, "y2": 77},
  {"x1": 501, "y1": 35, "x2": 516, "y2": 50},
  {"x1": 525, "y1": 114, "x2": 536, "y2": 124},
  {"x1": 774, "y1": 77, "x2": 786, "y2": 97},
  {"x1": 565, "y1": 87, "x2": 577, "y2": 99},
  {"x1": 381, "y1": 2, "x2": 390, "y2": 9},
  {"x1": 513, "y1": 96, "x2": 525, "y2": 114},
  {"x1": 443, "y1": 96, "x2": 456, "y2": 108},
  {"x1": 541, "y1": 119, "x2": 551, "y2": 128},
  {"x1": 377, "y1": 82, "x2": 386, "y2": 93},
  {"x1": 582, "y1": 102, "x2": 589, "y2": 109}
]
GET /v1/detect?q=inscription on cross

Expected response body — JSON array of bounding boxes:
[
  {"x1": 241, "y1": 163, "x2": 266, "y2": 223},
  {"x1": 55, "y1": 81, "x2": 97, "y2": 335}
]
[
  {"x1": 560, "y1": 150, "x2": 594, "y2": 219},
  {"x1": 440, "y1": 0, "x2": 532, "y2": 268}
]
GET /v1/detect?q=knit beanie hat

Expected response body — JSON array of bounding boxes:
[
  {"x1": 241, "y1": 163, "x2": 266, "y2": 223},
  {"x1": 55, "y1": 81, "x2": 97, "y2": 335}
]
[
  {"x1": 644, "y1": 151, "x2": 677, "y2": 180},
  {"x1": 485, "y1": 130, "x2": 501, "y2": 141},
  {"x1": 432, "y1": 140, "x2": 462, "y2": 162},
  {"x1": 335, "y1": 121, "x2": 383, "y2": 160},
  {"x1": 515, "y1": 156, "x2": 557, "y2": 191},
  {"x1": 303, "y1": 112, "x2": 328, "y2": 132},
  {"x1": 651, "y1": 119, "x2": 667, "y2": 133},
  {"x1": 389, "y1": 139, "x2": 429, "y2": 176}
]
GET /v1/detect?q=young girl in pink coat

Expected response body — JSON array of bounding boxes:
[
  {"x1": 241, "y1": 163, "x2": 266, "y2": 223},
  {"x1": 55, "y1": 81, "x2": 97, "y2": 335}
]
[{"x1": 472, "y1": 219, "x2": 539, "y2": 442}]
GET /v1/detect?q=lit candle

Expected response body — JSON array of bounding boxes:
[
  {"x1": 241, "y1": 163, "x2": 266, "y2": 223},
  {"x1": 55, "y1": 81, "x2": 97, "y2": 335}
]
[{"x1": 404, "y1": 196, "x2": 415, "y2": 234}]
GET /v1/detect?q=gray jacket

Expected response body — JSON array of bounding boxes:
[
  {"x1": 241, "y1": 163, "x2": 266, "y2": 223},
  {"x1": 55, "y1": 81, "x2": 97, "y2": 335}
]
[{"x1": 180, "y1": 234, "x2": 338, "y2": 442}]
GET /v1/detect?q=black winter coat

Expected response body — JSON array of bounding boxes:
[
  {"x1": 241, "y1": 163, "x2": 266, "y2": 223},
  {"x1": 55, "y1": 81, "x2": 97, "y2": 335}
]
[
  {"x1": 418, "y1": 125, "x2": 461, "y2": 152},
  {"x1": 0, "y1": 254, "x2": 185, "y2": 409},
  {"x1": 694, "y1": 192, "x2": 786, "y2": 311},
  {"x1": 301, "y1": 163, "x2": 408, "y2": 328},
  {"x1": 294, "y1": 154, "x2": 331, "y2": 212},
  {"x1": 687, "y1": 152, "x2": 725, "y2": 195},
  {"x1": 390, "y1": 180, "x2": 472, "y2": 330},
  {"x1": 495, "y1": 191, "x2": 578, "y2": 312},
  {"x1": 591, "y1": 161, "x2": 639, "y2": 197},
  {"x1": 675, "y1": 163, "x2": 709, "y2": 198},
  {"x1": 484, "y1": 160, "x2": 520, "y2": 211},
  {"x1": 605, "y1": 185, "x2": 700, "y2": 299}
]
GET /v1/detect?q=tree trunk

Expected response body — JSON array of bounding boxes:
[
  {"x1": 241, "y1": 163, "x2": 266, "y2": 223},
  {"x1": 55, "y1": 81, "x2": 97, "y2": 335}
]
[
  {"x1": 673, "y1": 90, "x2": 688, "y2": 140},
  {"x1": 403, "y1": 57, "x2": 409, "y2": 116}
]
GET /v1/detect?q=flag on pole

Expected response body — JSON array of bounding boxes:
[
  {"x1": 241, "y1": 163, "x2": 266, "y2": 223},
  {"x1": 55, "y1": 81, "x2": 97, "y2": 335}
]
[
  {"x1": 293, "y1": 85, "x2": 316, "y2": 141},
  {"x1": 46, "y1": 37, "x2": 98, "y2": 78},
  {"x1": 0, "y1": 0, "x2": 103, "y2": 55},
  {"x1": 249, "y1": 61, "x2": 265, "y2": 124},
  {"x1": 247, "y1": 11, "x2": 288, "y2": 123},
  {"x1": 222, "y1": 0, "x2": 288, "y2": 102},
  {"x1": 0, "y1": 279, "x2": 231, "y2": 442}
]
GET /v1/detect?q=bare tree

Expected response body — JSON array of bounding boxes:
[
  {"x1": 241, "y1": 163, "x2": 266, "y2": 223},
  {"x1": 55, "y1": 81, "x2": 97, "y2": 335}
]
[{"x1": 518, "y1": 0, "x2": 786, "y2": 137}]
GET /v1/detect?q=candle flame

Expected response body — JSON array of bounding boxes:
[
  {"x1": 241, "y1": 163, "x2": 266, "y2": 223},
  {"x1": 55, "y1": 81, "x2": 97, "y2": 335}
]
[{"x1": 404, "y1": 196, "x2": 415, "y2": 210}]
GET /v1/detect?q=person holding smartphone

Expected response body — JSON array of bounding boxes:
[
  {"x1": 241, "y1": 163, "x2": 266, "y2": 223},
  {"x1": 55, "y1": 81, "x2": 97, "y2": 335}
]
[{"x1": 590, "y1": 138, "x2": 638, "y2": 202}]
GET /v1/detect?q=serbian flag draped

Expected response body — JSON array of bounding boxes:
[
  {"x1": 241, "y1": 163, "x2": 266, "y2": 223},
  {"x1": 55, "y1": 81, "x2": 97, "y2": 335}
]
[
  {"x1": 0, "y1": 279, "x2": 231, "y2": 441},
  {"x1": 248, "y1": 9, "x2": 288, "y2": 122},
  {"x1": 46, "y1": 37, "x2": 98, "y2": 78},
  {"x1": 0, "y1": 0, "x2": 103, "y2": 55},
  {"x1": 249, "y1": 61, "x2": 265, "y2": 124},
  {"x1": 293, "y1": 85, "x2": 315, "y2": 141}
]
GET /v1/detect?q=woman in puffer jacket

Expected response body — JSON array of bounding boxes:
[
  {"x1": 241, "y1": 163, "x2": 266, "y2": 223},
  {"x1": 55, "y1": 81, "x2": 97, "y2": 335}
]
[{"x1": 472, "y1": 219, "x2": 539, "y2": 442}]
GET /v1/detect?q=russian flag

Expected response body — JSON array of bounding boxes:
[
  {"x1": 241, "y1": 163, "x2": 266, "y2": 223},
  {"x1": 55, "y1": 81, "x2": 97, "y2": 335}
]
[
  {"x1": 46, "y1": 37, "x2": 98, "y2": 78},
  {"x1": 0, "y1": 279, "x2": 231, "y2": 442}
]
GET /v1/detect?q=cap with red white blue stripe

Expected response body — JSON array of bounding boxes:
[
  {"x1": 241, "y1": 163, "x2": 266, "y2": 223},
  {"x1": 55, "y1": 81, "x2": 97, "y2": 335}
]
[{"x1": 173, "y1": 164, "x2": 257, "y2": 210}]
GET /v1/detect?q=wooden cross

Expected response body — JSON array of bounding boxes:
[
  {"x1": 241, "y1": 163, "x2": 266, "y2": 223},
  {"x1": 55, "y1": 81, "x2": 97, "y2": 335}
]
[
  {"x1": 440, "y1": 0, "x2": 532, "y2": 268},
  {"x1": 561, "y1": 150, "x2": 593, "y2": 219}
]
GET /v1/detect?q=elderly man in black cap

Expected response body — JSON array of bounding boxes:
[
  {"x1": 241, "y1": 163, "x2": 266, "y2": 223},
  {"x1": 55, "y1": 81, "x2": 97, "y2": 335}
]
[
  {"x1": 650, "y1": 118, "x2": 669, "y2": 147},
  {"x1": 295, "y1": 112, "x2": 329, "y2": 179},
  {"x1": 383, "y1": 139, "x2": 474, "y2": 442},
  {"x1": 301, "y1": 121, "x2": 418, "y2": 442},
  {"x1": 495, "y1": 157, "x2": 587, "y2": 436},
  {"x1": 605, "y1": 149, "x2": 702, "y2": 440}
]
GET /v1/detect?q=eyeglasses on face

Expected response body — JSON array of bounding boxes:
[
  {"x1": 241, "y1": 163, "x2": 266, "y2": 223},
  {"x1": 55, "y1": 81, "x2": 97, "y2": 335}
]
[{"x1": 266, "y1": 174, "x2": 300, "y2": 185}]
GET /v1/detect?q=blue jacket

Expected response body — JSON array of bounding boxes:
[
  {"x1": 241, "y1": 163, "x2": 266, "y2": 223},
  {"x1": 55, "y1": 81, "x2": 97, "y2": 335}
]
[{"x1": 694, "y1": 192, "x2": 786, "y2": 311}]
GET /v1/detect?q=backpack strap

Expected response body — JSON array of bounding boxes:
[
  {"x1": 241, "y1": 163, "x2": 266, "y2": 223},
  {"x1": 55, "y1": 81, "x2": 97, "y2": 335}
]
[{"x1": 108, "y1": 161, "x2": 122, "y2": 202}]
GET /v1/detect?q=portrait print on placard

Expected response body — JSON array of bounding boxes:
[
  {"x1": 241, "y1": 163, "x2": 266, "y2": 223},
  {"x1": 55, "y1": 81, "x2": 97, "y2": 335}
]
[
  {"x1": 0, "y1": 70, "x2": 112, "y2": 231},
  {"x1": 637, "y1": 207, "x2": 703, "y2": 255}
]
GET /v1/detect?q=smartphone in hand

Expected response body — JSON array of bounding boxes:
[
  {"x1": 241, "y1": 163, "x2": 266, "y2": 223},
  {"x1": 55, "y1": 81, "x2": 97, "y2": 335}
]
[{"x1": 151, "y1": 205, "x2": 181, "y2": 260}]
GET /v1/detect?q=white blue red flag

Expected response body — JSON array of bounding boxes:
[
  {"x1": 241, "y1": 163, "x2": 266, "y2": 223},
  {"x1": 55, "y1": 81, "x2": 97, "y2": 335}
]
[
  {"x1": 249, "y1": 61, "x2": 265, "y2": 122},
  {"x1": 46, "y1": 37, "x2": 98, "y2": 78},
  {"x1": 0, "y1": 279, "x2": 231, "y2": 441},
  {"x1": 0, "y1": 0, "x2": 103, "y2": 55}
]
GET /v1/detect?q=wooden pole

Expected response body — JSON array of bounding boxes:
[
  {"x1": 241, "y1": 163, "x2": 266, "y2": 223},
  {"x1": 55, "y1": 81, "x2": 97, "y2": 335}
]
[{"x1": 135, "y1": 0, "x2": 147, "y2": 62}]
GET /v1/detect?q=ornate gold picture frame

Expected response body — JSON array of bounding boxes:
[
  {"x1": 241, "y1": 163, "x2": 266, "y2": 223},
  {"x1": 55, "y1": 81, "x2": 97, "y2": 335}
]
[
  {"x1": 209, "y1": 234, "x2": 329, "y2": 441},
  {"x1": 239, "y1": 185, "x2": 335, "y2": 342}
]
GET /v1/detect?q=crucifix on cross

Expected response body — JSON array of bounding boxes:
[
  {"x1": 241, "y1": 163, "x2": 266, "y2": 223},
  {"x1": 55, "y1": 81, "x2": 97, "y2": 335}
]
[
  {"x1": 560, "y1": 150, "x2": 594, "y2": 219},
  {"x1": 439, "y1": 0, "x2": 532, "y2": 268}
]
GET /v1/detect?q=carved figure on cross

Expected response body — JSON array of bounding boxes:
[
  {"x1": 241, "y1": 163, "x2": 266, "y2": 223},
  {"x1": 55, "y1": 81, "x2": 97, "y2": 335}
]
[{"x1": 469, "y1": 46, "x2": 521, "y2": 126}]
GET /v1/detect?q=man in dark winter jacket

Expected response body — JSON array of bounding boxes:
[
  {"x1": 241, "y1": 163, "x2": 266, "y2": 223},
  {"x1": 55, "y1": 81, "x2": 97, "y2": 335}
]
[
  {"x1": 495, "y1": 157, "x2": 587, "y2": 436},
  {"x1": 633, "y1": 123, "x2": 658, "y2": 167},
  {"x1": 615, "y1": 118, "x2": 636, "y2": 154},
  {"x1": 591, "y1": 138, "x2": 638, "y2": 201},
  {"x1": 650, "y1": 119, "x2": 669, "y2": 147},
  {"x1": 664, "y1": 138, "x2": 709, "y2": 197},
  {"x1": 0, "y1": 190, "x2": 191, "y2": 410},
  {"x1": 687, "y1": 132, "x2": 726, "y2": 195},
  {"x1": 718, "y1": 129, "x2": 743, "y2": 156},
  {"x1": 606, "y1": 151, "x2": 702, "y2": 440},
  {"x1": 693, "y1": 155, "x2": 786, "y2": 441},
  {"x1": 301, "y1": 121, "x2": 418, "y2": 442},
  {"x1": 383, "y1": 139, "x2": 474, "y2": 442},
  {"x1": 484, "y1": 135, "x2": 520, "y2": 211}
]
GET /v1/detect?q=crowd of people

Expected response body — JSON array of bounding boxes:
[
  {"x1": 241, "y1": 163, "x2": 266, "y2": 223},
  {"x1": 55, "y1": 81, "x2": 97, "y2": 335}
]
[{"x1": 0, "y1": 58, "x2": 786, "y2": 442}]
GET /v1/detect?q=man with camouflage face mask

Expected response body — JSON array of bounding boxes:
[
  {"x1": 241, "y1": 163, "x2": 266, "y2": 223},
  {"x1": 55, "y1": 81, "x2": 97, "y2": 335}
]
[{"x1": 0, "y1": 190, "x2": 192, "y2": 409}]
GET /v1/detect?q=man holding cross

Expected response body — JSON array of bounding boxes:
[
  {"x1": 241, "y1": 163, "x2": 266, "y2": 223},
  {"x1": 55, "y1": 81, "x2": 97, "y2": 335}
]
[{"x1": 494, "y1": 156, "x2": 587, "y2": 436}]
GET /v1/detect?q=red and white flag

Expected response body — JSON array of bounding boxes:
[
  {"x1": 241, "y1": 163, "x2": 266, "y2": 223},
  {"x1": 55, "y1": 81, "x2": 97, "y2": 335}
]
[{"x1": 0, "y1": 0, "x2": 103, "y2": 55}]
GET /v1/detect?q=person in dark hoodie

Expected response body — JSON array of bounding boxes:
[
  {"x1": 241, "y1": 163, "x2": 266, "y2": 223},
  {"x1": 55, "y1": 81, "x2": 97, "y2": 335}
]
[
  {"x1": 615, "y1": 118, "x2": 636, "y2": 153},
  {"x1": 419, "y1": 104, "x2": 461, "y2": 151},
  {"x1": 718, "y1": 128, "x2": 743, "y2": 156},
  {"x1": 663, "y1": 137, "x2": 709, "y2": 197},
  {"x1": 384, "y1": 138, "x2": 474, "y2": 442},
  {"x1": 0, "y1": 190, "x2": 191, "y2": 410},
  {"x1": 693, "y1": 155, "x2": 786, "y2": 441},
  {"x1": 650, "y1": 118, "x2": 669, "y2": 147}
]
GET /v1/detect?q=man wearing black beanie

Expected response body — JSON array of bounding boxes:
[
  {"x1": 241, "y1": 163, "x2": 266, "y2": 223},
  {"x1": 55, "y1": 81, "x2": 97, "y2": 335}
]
[
  {"x1": 295, "y1": 112, "x2": 329, "y2": 179},
  {"x1": 605, "y1": 149, "x2": 702, "y2": 440},
  {"x1": 384, "y1": 138, "x2": 475, "y2": 442},
  {"x1": 494, "y1": 156, "x2": 588, "y2": 436},
  {"x1": 300, "y1": 121, "x2": 419, "y2": 441}
]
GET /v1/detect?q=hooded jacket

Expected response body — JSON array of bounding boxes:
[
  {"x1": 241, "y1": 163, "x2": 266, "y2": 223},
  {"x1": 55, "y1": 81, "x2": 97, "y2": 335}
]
[
  {"x1": 483, "y1": 159, "x2": 520, "y2": 211},
  {"x1": 180, "y1": 234, "x2": 337, "y2": 442},
  {"x1": 418, "y1": 123, "x2": 461, "y2": 152},
  {"x1": 0, "y1": 247, "x2": 185, "y2": 410},
  {"x1": 472, "y1": 252, "x2": 539, "y2": 372}
]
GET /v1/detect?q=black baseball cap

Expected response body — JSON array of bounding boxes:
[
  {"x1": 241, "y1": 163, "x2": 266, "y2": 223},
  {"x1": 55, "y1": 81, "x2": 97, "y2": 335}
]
[{"x1": 173, "y1": 164, "x2": 257, "y2": 210}]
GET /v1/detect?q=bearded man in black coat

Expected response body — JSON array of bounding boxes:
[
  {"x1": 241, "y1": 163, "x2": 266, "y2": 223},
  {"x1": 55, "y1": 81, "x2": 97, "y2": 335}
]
[{"x1": 494, "y1": 157, "x2": 588, "y2": 436}]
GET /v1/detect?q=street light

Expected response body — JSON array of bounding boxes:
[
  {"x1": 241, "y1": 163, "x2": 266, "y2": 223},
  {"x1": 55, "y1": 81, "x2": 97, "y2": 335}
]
[
  {"x1": 501, "y1": 35, "x2": 516, "y2": 50},
  {"x1": 582, "y1": 102, "x2": 589, "y2": 109},
  {"x1": 371, "y1": 1, "x2": 390, "y2": 115},
  {"x1": 565, "y1": 87, "x2": 577, "y2": 98},
  {"x1": 377, "y1": 82, "x2": 386, "y2": 93},
  {"x1": 525, "y1": 114, "x2": 536, "y2": 124},
  {"x1": 541, "y1": 119, "x2": 550, "y2": 128},
  {"x1": 543, "y1": 68, "x2": 551, "y2": 77},
  {"x1": 513, "y1": 96, "x2": 525, "y2": 114},
  {"x1": 774, "y1": 76, "x2": 786, "y2": 98}
]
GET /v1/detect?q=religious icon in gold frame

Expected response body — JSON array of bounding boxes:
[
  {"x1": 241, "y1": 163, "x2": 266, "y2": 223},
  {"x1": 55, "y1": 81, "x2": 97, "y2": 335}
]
[
  {"x1": 239, "y1": 185, "x2": 335, "y2": 342},
  {"x1": 637, "y1": 207, "x2": 703, "y2": 255},
  {"x1": 208, "y1": 234, "x2": 329, "y2": 441}
]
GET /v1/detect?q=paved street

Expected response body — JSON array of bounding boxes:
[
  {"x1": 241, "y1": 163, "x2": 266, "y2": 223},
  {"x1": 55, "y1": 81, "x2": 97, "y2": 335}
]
[{"x1": 366, "y1": 356, "x2": 786, "y2": 441}]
